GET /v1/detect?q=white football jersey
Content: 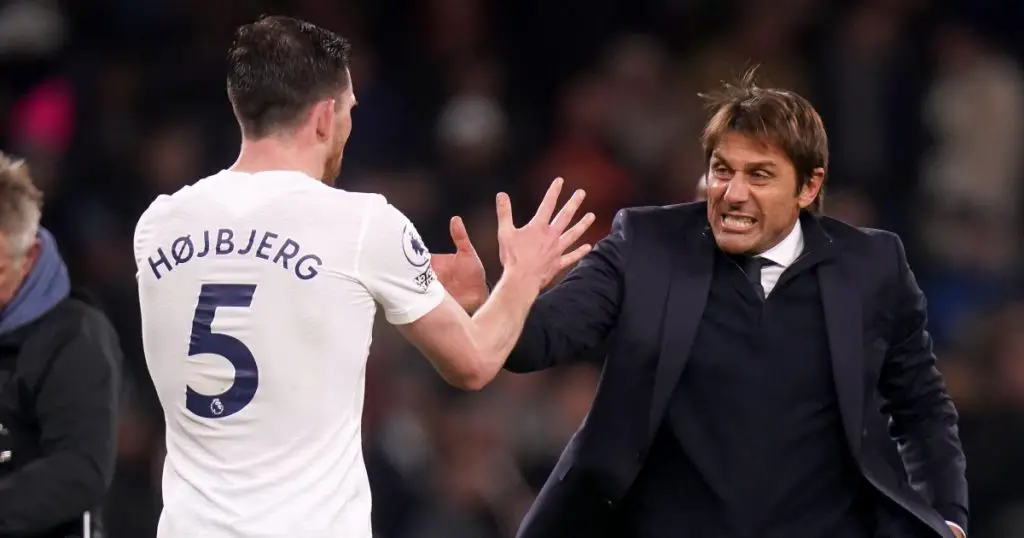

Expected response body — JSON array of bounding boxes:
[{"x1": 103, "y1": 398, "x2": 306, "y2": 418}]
[{"x1": 133, "y1": 170, "x2": 446, "y2": 538}]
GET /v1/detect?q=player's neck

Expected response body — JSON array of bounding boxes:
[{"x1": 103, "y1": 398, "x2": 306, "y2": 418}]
[{"x1": 230, "y1": 138, "x2": 324, "y2": 182}]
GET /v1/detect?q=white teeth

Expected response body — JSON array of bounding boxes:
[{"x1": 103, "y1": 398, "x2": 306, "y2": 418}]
[{"x1": 724, "y1": 215, "x2": 755, "y2": 228}]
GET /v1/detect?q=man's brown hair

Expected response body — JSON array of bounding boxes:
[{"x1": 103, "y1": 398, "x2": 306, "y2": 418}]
[
  {"x1": 227, "y1": 15, "x2": 352, "y2": 139},
  {"x1": 0, "y1": 152, "x2": 43, "y2": 256},
  {"x1": 700, "y1": 67, "x2": 829, "y2": 213}
]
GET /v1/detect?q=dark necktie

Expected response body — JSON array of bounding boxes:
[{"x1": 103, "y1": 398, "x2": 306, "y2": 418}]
[{"x1": 743, "y1": 256, "x2": 772, "y2": 300}]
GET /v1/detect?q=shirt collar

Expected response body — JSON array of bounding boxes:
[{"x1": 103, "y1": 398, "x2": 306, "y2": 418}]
[{"x1": 759, "y1": 219, "x2": 804, "y2": 269}]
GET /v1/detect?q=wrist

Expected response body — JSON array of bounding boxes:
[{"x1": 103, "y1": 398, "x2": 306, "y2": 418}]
[{"x1": 496, "y1": 269, "x2": 542, "y2": 299}]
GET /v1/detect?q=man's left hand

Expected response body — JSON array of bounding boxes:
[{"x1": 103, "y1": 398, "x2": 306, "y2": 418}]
[
  {"x1": 948, "y1": 523, "x2": 965, "y2": 538},
  {"x1": 432, "y1": 216, "x2": 488, "y2": 314}
]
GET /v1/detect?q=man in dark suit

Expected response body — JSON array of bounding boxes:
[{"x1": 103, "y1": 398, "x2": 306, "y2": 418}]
[{"x1": 433, "y1": 72, "x2": 967, "y2": 538}]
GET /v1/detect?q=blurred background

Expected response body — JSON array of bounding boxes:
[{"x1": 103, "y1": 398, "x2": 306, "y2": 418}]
[{"x1": 2, "y1": 0, "x2": 1024, "y2": 536}]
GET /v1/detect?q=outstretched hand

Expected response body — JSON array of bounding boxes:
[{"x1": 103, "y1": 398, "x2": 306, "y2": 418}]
[
  {"x1": 496, "y1": 177, "x2": 595, "y2": 293},
  {"x1": 432, "y1": 216, "x2": 488, "y2": 314},
  {"x1": 433, "y1": 177, "x2": 595, "y2": 312}
]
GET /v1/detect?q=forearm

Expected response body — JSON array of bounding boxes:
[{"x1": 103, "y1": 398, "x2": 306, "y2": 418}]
[
  {"x1": 889, "y1": 383, "x2": 967, "y2": 527},
  {"x1": 0, "y1": 452, "x2": 107, "y2": 533},
  {"x1": 883, "y1": 347, "x2": 967, "y2": 525},
  {"x1": 881, "y1": 233, "x2": 968, "y2": 530},
  {"x1": 462, "y1": 272, "x2": 540, "y2": 387},
  {"x1": 474, "y1": 277, "x2": 564, "y2": 374},
  {"x1": 400, "y1": 271, "x2": 542, "y2": 390},
  {"x1": 405, "y1": 210, "x2": 631, "y2": 388},
  {"x1": 1, "y1": 320, "x2": 121, "y2": 534}
]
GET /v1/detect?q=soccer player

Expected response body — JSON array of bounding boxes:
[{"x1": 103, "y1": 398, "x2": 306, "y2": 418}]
[{"x1": 133, "y1": 16, "x2": 594, "y2": 538}]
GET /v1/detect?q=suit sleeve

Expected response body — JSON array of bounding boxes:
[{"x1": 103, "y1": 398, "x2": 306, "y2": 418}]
[
  {"x1": 503, "y1": 209, "x2": 632, "y2": 373},
  {"x1": 0, "y1": 311, "x2": 121, "y2": 534},
  {"x1": 877, "y1": 234, "x2": 968, "y2": 533}
]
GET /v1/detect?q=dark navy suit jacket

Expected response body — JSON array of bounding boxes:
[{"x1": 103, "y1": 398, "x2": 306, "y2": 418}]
[{"x1": 504, "y1": 202, "x2": 968, "y2": 538}]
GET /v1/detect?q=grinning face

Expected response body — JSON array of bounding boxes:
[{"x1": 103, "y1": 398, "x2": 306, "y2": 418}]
[{"x1": 705, "y1": 132, "x2": 823, "y2": 255}]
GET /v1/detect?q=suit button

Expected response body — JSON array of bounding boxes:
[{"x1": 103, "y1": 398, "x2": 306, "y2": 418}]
[
  {"x1": 862, "y1": 428, "x2": 868, "y2": 437},
  {"x1": 604, "y1": 498, "x2": 613, "y2": 506}
]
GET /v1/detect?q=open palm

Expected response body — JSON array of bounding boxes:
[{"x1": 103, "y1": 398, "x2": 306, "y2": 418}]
[
  {"x1": 494, "y1": 177, "x2": 593, "y2": 291},
  {"x1": 432, "y1": 216, "x2": 488, "y2": 313},
  {"x1": 434, "y1": 178, "x2": 595, "y2": 312}
]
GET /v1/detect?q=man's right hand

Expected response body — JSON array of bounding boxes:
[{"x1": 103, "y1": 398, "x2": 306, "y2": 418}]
[
  {"x1": 496, "y1": 177, "x2": 594, "y2": 294},
  {"x1": 395, "y1": 177, "x2": 594, "y2": 390}
]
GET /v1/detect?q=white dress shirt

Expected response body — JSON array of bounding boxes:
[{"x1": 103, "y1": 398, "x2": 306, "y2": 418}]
[
  {"x1": 752, "y1": 219, "x2": 966, "y2": 537},
  {"x1": 755, "y1": 220, "x2": 804, "y2": 297}
]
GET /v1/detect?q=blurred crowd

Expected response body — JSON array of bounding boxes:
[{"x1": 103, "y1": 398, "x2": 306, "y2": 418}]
[{"x1": 2, "y1": 0, "x2": 1024, "y2": 537}]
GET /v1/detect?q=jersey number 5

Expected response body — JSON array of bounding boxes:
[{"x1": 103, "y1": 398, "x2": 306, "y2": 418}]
[{"x1": 185, "y1": 283, "x2": 259, "y2": 419}]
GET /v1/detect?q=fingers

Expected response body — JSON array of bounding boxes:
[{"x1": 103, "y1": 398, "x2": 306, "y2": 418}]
[
  {"x1": 449, "y1": 216, "x2": 477, "y2": 254},
  {"x1": 531, "y1": 177, "x2": 564, "y2": 225},
  {"x1": 551, "y1": 188, "x2": 586, "y2": 232},
  {"x1": 559, "y1": 244, "x2": 592, "y2": 270},
  {"x1": 558, "y1": 212, "x2": 596, "y2": 252},
  {"x1": 496, "y1": 192, "x2": 514, "y2": 232}
]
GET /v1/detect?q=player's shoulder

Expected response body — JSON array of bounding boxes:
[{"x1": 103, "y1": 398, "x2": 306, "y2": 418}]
[
  {"x1": 313, "y1": 189, "x2": 408, "y2": 227},
  {"x1": 135, "y1": 190, "x2": 186, "y2": 238},
  {"x1": 322, "y1": 187, "x2": 389, "y2": 211},
  {"x1": 133, "y1": 172, "x2": 241, "y2": 251},
  {"x1": 260, "y1": 177, "x2": 387, "y2": 216},
  {"x1": 136, "y1": 193, "x2": 174, "y2": 228},
  {"x1": 135, "y1": 171, "x2": 228, "y2": 226}
]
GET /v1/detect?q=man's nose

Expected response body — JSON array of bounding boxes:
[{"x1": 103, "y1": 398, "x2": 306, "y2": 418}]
[{"x1": 723, "y1": 178, "x2": 750, "y2": 204}]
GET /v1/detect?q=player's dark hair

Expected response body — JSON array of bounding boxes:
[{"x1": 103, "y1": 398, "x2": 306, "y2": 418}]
[
  {"x1": 227, "y1": 15, "x2": 352, "y2": 139},
  {"x1": 699, "y1": 66, "x2": 829, "y2": 214}
]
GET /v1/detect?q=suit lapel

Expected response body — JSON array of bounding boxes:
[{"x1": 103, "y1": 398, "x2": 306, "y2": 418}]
[
  {"x1": 648, "y1": 227, "x2": 714, "y2": 439},
  {"x1": 818, "y1": 256, "x2": 866, "y2": 456}
]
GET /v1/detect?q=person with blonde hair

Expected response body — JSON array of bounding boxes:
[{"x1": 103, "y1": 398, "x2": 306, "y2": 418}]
[{"x1": 0, "y1": 152, "x2": 121, "y2": 538}]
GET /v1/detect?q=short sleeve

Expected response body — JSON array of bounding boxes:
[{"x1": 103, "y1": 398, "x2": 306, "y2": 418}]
[{"x1": 356, "y1": 196, "x2": 446, "y2": 325}]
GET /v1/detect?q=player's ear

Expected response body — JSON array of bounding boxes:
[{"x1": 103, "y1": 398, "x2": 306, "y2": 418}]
[{"x1": 313, "y1": 98, "x2": 336, "y2": 143}]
